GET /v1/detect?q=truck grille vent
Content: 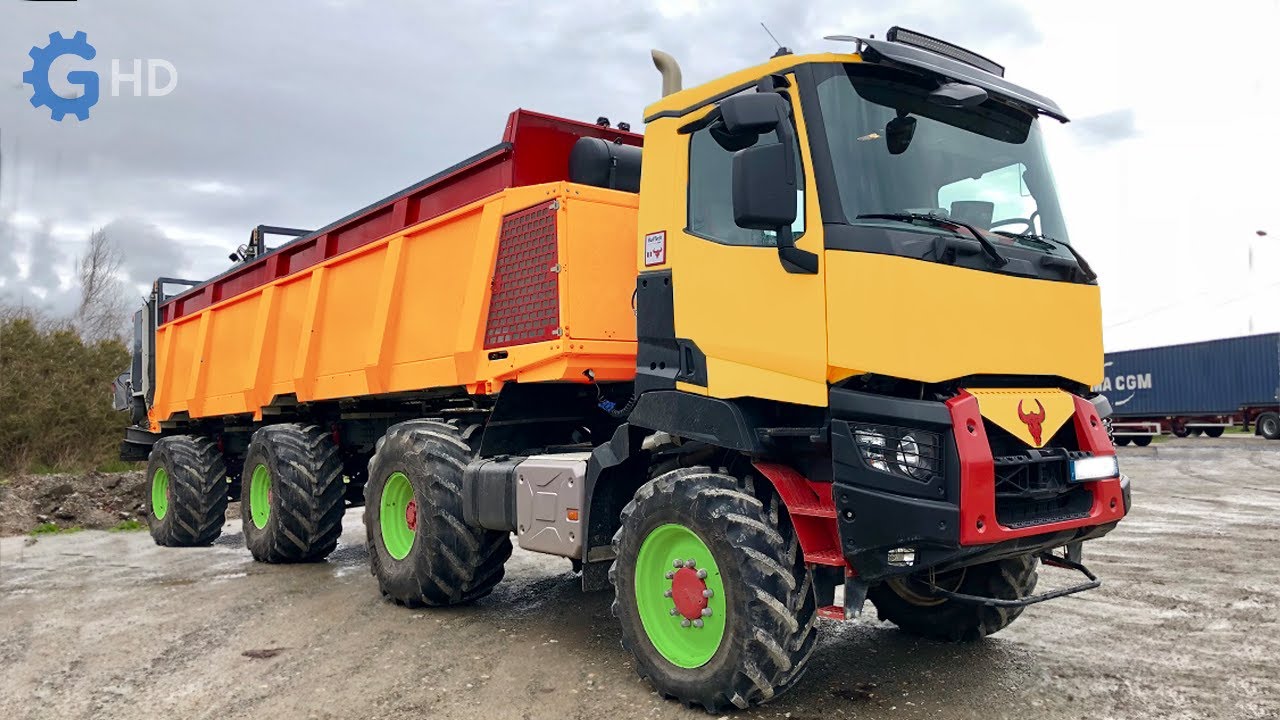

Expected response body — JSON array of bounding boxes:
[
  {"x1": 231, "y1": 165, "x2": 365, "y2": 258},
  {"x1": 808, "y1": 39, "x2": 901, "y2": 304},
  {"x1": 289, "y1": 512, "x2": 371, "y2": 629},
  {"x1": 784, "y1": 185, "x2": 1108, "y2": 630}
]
[
  {"x1": 986, "y1": 421, "x2": 1090, "y2": 528},
  {"x1": 485, "y1": 201, "x2": 560, "y2": 349}
]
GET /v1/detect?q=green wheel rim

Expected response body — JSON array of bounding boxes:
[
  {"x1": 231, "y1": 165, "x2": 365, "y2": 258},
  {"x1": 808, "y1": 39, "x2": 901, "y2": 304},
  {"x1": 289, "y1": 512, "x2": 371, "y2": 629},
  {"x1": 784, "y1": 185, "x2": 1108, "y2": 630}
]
[
  {"x1": 380, "y1": 472, "x2": 416, "y2": 561},
  {"x1": 634, "y1": 523, "x2": 728, "y2": 668},
  {"x1": 151, "y1": 467, "x2": 169, "y2": 520},
  {"x1": 249, "y1": 464, "x2": 271, "y2": 529}
]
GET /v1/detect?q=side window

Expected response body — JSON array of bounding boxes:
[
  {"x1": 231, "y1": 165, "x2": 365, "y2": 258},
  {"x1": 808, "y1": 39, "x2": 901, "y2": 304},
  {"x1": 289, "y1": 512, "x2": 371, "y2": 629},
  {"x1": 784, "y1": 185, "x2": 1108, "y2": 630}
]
[{"x1": 687, "y1": 120, "x2": 805, "y2": 247}]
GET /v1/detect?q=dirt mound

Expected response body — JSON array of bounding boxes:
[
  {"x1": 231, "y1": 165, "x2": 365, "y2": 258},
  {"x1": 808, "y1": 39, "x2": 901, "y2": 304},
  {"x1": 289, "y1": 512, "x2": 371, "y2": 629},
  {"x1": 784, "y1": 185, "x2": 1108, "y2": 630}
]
[{"x1": 0, "y1": 470, "x2": 147, "y2": 536}]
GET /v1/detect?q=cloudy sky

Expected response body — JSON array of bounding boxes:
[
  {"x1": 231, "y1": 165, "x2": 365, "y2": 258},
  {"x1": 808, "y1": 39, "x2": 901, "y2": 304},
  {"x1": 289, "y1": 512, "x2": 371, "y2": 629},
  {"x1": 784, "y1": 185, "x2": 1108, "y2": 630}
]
[{"x1": 2, "y1": 0, "x2": 1277, "y2": 351}]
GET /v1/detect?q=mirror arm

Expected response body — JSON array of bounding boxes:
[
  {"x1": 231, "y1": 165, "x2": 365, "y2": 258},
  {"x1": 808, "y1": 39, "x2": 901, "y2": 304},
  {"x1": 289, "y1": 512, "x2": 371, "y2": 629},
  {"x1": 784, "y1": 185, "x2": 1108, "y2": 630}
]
[
  {"x1": 773, "y1": 105, "x2": 797, "y2": 192},
  {"x1": 770, "y1": 102, "x2": 818, "y2": 274}
]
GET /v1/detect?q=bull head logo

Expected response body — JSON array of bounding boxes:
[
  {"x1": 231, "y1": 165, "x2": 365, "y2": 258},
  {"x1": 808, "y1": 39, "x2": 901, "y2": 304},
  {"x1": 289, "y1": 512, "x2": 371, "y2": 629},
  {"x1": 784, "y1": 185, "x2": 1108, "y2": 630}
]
[{"x1": 1017, "y1": 398, "x2": 1047, "y2": 445}]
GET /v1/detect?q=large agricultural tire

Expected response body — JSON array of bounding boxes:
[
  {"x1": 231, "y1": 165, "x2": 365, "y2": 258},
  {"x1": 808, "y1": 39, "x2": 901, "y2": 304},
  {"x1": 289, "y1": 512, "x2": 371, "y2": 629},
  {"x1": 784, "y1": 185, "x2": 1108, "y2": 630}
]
[
  {"x1": 1259, "y1": 413, "x2": 1280, "y2": 440},
  {"x1": 364, "y1": 420, "x2": 512, "y2": 607},
  {"x1": 1132, "y1": 435, "x2": 1153, "y2": 447},
  {"x1": 610, "y1": 467, "x2": 818, "y2": 711},
  {"x1": 146, "y1": 435, "x2": 228, "y2": 547},
  {"x1": 868, "y1": 555, "x2": 1038, "y2": 643},
  {"x1": 240, "y1": 424, "x2": 346, "y2": 563}
]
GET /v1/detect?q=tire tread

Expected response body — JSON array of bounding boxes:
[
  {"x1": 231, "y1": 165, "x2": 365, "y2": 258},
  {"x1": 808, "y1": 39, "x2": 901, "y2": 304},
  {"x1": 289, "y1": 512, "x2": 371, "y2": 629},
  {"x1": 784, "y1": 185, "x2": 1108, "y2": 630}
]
[
  {"x1": 147, "y1": 435, "x2": 228, "y2": 547},
  {"x1": 365, "y1": 420, "x2": 512, "y2": 607},
  {"x1": 610, "y1": 466, "x2": 818, "y2": 711}
]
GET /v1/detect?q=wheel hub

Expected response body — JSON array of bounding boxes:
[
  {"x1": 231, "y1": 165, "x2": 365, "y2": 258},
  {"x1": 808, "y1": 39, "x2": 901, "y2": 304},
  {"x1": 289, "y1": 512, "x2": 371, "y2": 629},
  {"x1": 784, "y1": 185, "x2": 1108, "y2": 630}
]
[
  {"x1": 405, "y1": 499, "x2": 417, "y2": 531},
  {"x1": 669, "y1": 564, "x2": 710, "y2": 621}
]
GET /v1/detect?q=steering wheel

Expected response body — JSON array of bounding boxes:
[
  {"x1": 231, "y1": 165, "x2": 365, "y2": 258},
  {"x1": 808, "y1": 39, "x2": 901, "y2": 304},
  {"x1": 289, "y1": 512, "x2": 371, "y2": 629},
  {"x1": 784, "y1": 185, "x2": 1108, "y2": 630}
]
[{"x1": 989, "y1": 217, "x2": 1036, "y2": 234}]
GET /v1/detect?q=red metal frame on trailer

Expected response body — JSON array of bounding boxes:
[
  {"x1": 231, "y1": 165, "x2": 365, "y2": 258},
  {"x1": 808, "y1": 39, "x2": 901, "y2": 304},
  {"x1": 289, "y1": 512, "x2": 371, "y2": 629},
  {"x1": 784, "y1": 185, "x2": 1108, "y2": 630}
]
[{"x1": 159, "y1": 109, "x2": 643, "y2": 324}]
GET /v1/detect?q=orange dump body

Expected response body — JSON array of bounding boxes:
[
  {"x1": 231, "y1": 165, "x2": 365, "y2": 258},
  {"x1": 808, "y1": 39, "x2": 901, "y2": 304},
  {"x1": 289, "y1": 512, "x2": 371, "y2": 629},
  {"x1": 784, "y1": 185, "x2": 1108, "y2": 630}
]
[{"x1": 151, "y1": 112, "x2": 643, "y2": 428}]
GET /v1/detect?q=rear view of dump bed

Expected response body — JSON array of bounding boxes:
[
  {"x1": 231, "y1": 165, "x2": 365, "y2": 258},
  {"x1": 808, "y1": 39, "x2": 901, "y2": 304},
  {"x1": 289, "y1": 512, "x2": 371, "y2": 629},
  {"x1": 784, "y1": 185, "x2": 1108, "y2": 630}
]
[{"x1": 133, "y1": 111, "x2": 644, "y2": 431}]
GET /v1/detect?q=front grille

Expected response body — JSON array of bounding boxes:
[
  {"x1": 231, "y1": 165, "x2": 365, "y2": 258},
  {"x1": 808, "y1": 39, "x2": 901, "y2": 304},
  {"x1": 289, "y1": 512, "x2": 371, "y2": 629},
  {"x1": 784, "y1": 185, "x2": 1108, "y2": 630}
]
[{"x1": 987, "y1": 421, "x2": 1091, "y2": 529}]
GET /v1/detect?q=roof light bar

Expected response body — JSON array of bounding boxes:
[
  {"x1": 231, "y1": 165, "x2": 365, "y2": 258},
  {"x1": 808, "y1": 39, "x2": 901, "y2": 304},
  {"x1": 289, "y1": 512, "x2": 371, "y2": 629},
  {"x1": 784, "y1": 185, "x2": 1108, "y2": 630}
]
[{"x1": 885, "y1": 26, "x2": 1005, "y2": 77}]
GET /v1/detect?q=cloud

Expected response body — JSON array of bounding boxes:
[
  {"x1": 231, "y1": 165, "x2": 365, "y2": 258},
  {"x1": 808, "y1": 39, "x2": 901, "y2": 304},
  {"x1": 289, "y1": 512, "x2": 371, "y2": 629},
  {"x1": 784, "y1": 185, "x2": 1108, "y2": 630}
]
[
  {"x1": 20, "y1": 221, "x2": 63, "y2": 292},
  {"x1": 1071, "y1": 109, "x2": 1139, "y2": 146},
  {"x1": 97, "y1": 217, "x2": 185, "y2": 289},
  {"x1": 2, "y1": 0, "x2": 1276, "y2": 349}
]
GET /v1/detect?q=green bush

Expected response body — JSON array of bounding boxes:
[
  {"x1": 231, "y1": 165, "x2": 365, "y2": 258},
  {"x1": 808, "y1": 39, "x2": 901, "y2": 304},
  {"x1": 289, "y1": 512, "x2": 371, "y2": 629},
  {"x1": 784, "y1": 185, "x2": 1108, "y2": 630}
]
[
  {"x1": 31, "y1": 522, "x2": 83, "y2": 536},
  {"x1": 0, "y1": 310, "x2": 132, "y2": 474},
  {"x1": 109, "y1": 519, "x2": 146, "y2": 532}
]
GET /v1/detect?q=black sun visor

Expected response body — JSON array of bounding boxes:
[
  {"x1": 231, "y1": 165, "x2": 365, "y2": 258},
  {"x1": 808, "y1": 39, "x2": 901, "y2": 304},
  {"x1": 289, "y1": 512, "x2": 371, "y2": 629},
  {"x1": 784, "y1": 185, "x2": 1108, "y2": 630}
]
[{"x1": 858, "y1": 30, "x2": 1068, "y2": 122}]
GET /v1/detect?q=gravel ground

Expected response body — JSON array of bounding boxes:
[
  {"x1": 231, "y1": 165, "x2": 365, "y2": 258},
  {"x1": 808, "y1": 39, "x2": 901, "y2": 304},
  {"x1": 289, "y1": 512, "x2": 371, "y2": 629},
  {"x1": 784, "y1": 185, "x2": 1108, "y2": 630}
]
[{"x1": 1, "y1": 438, "x2": 1277, "y2": 720}]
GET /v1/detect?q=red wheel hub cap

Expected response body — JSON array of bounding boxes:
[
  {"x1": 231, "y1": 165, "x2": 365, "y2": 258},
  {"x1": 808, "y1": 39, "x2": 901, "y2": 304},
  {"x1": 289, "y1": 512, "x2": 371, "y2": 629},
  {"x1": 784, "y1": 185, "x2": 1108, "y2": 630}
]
[
  {"x1": 670, "y1": 567, "x2": 709, "y2": 620},
  {"x1": 405, "y1": 499, "x2": 417, "y2": 531}
]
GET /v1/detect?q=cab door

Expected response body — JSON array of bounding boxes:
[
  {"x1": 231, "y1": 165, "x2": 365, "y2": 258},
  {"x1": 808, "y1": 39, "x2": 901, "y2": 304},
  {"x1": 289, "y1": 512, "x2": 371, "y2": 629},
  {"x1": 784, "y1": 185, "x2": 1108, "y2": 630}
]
[{"x1": 655, "y1": 84, "x2": 828, "y2": 407}]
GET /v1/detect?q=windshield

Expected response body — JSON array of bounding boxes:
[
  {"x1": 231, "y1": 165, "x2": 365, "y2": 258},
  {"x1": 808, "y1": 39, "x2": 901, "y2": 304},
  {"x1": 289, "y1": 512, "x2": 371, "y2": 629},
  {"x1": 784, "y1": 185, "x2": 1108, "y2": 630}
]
[{"x1": 814, "y1": 63, "x2": 1070, "y2": 247}]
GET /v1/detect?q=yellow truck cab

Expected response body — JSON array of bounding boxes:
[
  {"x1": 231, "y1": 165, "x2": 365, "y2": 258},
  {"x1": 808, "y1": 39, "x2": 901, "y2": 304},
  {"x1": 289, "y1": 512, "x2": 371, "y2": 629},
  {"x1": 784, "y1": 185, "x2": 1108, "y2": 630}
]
[{"x1": 122, "y1": 27, "x2": 1128, "y2": 712}]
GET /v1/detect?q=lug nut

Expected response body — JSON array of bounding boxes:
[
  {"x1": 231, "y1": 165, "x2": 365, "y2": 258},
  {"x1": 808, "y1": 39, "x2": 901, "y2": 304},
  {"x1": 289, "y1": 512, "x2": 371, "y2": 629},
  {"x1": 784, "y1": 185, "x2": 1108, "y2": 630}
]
[
  {"x1": 696, "y1": 569, "x2": 707, "y2": 579},
  {"x1": 681, "y1": 619, "x2": 691, "y2": 628},
  {"x1": 664, "y1": 589, "x2": 672, "y2": 598},
  {"x1": 673, "y1": 559, "x2": 682, "y2": 568},
  {"x1": 665, "y1": 571, "x2": 675, "y2": 580},
  {"x1": 684, "y1": 559, "x2": 697, "y2": 568},
  {"x1": 702, "y1": 589, "x2": 714, "y2": 598},
  {"x1": 701, "y1": 608, "x2": 712, "y2": 617},
  {"x1": 693, "y1": 619, "x2": 704, "y2": 628},
  {"x1": 669, "y1": 608, "x2": 679, "y2": 616}
]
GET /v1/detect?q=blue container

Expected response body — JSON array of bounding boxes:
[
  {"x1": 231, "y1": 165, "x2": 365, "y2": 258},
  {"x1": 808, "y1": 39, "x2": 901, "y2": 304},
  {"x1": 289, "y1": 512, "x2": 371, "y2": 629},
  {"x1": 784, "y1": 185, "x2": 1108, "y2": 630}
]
[{"x1": 1100, "y1": 333, "x2": 1280, "y2": 417}]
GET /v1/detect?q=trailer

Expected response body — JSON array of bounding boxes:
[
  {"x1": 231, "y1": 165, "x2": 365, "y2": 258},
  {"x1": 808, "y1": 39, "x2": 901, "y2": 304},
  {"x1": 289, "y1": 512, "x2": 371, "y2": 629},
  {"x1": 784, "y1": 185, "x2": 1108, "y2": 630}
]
[
  {"x1": 118, "y1": 28, "x2": 1129, "y2": 710},
  {"x1": 1100, "y1": 333, "x2": 1280, "y2": 444}
]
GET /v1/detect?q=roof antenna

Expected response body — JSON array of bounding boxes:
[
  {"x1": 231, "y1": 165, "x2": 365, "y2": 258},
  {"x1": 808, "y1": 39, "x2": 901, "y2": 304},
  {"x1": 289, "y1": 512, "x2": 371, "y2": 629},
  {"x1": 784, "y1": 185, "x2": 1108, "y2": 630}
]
[{"x1": 761, "y1": 22, "x2": 792, "y2": 57}]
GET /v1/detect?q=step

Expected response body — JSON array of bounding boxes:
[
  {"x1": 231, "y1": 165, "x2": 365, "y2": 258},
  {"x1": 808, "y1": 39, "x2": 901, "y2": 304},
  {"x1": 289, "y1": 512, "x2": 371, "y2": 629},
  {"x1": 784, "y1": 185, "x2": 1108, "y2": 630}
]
[
  {"x1": 817, "y1": 605, "x2": 846, "y2": 620},
  {"x1": 789, "y1": 503, "x2": 837, "y2": 519},
  {"x1": 804, "y1": 549, "x2": 846, "y2": 566}
]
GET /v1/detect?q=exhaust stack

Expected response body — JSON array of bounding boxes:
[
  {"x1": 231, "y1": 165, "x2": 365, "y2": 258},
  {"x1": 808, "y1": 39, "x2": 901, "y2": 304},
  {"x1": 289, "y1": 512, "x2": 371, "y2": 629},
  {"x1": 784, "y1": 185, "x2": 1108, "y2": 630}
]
[{"x1": 651, "y1": 49, "x2": 682, "y2": 97}]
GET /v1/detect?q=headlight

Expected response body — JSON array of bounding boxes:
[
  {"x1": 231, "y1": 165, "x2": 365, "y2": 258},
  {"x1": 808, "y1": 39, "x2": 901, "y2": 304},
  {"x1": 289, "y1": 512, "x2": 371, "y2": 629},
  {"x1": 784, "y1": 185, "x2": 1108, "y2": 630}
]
[
  {"x1": 895, "y1": 434, "x2": 931, "y2": 480},
  {"x1": 851, "y1": 423, "x2": 940, "y2": 483},
  {"x1": 854, "y1": 428, "x2": 890, "y2": 472},
  {"x1": 1071, "y1": 454, "x2": 1119, "y2": 482}
]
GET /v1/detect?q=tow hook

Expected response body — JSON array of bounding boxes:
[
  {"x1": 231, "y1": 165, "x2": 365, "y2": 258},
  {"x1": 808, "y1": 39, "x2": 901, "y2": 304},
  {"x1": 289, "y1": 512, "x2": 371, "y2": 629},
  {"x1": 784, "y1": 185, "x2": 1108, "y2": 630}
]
[{"x1": 925, "y1": 552, "x2": 1100, "y2": 608}]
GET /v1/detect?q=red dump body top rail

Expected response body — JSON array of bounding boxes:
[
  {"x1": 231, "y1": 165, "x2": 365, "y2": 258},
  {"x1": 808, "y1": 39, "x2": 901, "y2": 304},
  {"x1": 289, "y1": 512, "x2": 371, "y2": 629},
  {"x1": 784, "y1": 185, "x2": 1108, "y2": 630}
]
[{"x1": 160, "y1": 109, "x2": 643, "y2": 324}]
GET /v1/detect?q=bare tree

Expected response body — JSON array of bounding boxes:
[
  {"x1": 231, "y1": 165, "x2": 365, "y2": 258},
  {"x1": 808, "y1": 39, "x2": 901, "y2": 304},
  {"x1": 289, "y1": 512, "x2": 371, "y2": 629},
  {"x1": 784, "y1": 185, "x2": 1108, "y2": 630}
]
[{"x1": 76, "y1": 228, "x2": 130, "y2": 342}]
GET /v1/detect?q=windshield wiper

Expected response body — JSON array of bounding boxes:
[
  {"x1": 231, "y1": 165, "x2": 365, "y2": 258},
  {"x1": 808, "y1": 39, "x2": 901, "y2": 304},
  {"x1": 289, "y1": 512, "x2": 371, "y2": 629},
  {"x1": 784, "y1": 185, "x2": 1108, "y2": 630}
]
[
  {"x1": 856, "y1": 212, "x2": 1008, "y2": 268},
  {"x1": 993, "y1": 231, "x2": 1098, "y2": 282}
]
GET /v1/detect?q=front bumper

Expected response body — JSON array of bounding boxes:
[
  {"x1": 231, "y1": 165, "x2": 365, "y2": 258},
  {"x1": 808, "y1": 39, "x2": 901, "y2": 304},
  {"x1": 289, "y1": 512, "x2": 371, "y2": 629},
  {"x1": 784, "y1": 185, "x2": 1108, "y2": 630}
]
[{"x1": 830, "y1": 387, "x2": 1128, "y2": 581}]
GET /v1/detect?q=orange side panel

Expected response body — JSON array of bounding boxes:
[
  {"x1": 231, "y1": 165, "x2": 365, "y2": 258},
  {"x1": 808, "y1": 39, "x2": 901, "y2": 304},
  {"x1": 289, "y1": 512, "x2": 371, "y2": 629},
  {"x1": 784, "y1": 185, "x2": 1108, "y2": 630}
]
[
  {"x1": 561, "y1": 192, "x2": 639, "y2": 344},
  {"x1": 151, "y1": 183, "x2": 639, "y2": 428}
]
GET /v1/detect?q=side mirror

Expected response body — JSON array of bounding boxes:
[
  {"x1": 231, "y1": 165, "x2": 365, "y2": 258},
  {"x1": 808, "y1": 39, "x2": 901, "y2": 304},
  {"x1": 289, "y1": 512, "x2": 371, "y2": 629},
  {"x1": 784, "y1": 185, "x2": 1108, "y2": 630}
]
[
  {"x1": 720, "y1": 91, "x2": 818, "y2": 274},
  {"x1": 720, "y1": 92, "x2": 785, "y2": 134},
  {"x1": 731, "y1": 134, "x2": 819, "y2": 274},
  {"x1": 732, "y1": 143, "x2": 795, "y2": 229}
]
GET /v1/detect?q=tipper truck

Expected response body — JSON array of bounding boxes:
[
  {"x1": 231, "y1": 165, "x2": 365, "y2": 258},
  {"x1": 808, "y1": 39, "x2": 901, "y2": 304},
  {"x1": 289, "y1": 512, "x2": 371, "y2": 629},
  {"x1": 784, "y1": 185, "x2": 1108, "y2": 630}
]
[{"x1": 118, "y1": 28, "x2": 1129, "y2": 710}]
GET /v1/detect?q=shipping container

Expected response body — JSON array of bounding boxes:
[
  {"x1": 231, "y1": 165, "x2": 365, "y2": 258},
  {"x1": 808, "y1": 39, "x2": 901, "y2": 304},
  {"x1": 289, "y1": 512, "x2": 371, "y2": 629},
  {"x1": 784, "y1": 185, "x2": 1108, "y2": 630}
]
[{"x1": 1098, "y1": 333, "x2": 1280, "y2": 442}]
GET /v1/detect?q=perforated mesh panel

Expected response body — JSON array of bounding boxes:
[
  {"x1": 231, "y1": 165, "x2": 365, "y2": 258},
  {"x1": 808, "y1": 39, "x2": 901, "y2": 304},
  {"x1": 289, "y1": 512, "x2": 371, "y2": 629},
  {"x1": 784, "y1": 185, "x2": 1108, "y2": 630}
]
[{"x1": 484, "y1": 201, "x2": 560, "y2": 349}]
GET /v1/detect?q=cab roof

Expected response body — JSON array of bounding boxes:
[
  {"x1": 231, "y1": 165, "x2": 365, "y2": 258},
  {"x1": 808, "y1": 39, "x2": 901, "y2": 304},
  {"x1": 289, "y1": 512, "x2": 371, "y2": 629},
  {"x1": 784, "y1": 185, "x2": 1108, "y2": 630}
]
[{"x1": 642, "y1": 42, "x2": 1066, "y2": 124}]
